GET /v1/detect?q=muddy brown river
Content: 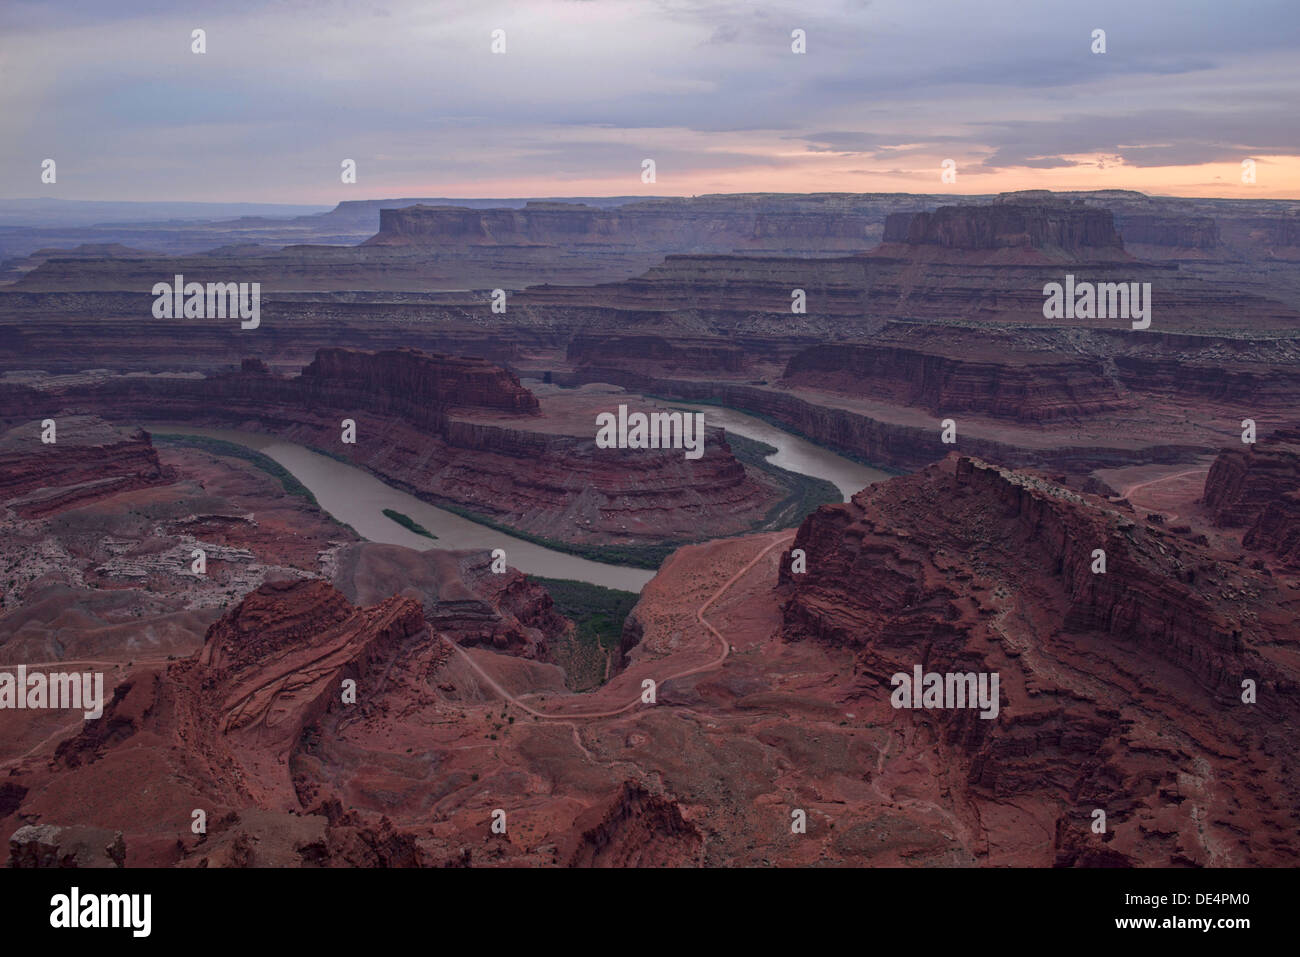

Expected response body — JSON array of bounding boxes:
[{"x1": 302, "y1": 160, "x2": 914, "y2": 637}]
[{"x1": 148, "y1": 406, "x2": 887, "y2": 592}]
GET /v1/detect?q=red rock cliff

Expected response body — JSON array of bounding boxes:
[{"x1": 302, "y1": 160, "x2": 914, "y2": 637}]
[
  {"x1": 46, "y1": 578, "x2": 427, "y2": 812},
  {"x1": 882, "y1": 202, "x2": 1126, "y2": 258},
  {"x1": 0, "y1": 415, "x2": 175, "y2": 517},
  {"x1": 302, "y1": 347, "x2": 539, "y2": 415},
  {"x1": 365, "y1": 198, "x2": 884, "y2": 255},
  {"x1": 198, "y1": 579, "x2": 426, "y2": 754},
  {"x1": 777, "y1": 454, "x2": 1299, "y2": 865},
  {"x1": 1203, "y1": 426, "x2": 1300, "y2": 567},
  {"x1": 4, "y1": 350, "x2": 768, "y2": 547},
  {"x1": 782, "y1": 342, "x2": 1129, "y2": 422},
  {"x1": 1114, "y1": 213, "x2": 1220, "y2": 249},
  {"x1": 1203, "y1": 426, "x2": 1300, "y2": 527}
]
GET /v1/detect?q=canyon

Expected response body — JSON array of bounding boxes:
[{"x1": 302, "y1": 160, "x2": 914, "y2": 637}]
[
  {"x1": 0, "y1": 348, "x2": 793, "y2": 550},
  {"x1": 2, "y1": 188, "x2": 1298, "y2": 869},
  {"x1": 4, "y1": 447, "x2": 1295, "y2": 866},
  {"x1": 777, "y1": 454, "x2": 1299, "y2": 866}
]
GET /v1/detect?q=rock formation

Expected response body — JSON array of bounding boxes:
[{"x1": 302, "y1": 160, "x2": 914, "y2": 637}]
[
  {"x1": 778, "y1": 453, "x2": 1299, "y2": 866},
  {"x1": 0, "y1": 348, "x2": 775, "y2": 547},
  {"x1": 555, "y1": 366, "x2": 1206, "y2": 474},
  {"x1": 199, "y1": 579, "x2": 424, "y2": 745},
  {"x1": 364, "y1": 197, "x2": 899, "y2": 255},
  {"x1": 781, "y1": 342, "x2": 1130, "y2": 421},
  {"x1": 1243, "y1": 491, "x2": 1300, "y2": 567},
  {"x1": 1203, "y1": 426, "x2": 1300, "y2": 566},
  {"x1": 46, "y1": 579, "x2": 426, "y2": 800},
  {"x1": 1114, "y1": 214, "x2": 1220, "y2": 250},
  {"x1": 7, "y1": 579, "x2": 432, "y2": 859},
  {"x1": 0, "y1": 415, "x2": 176, "y2": 517},
  {"x1": 564, "y1": 781, "x2": 702, "y2": 867},
  {"x1": 1203, "y1": 426, "x2": 1300, "y2": 526},
  {"x1": 7, "y1": 824, "x2": 127, "y2": 868},
  {"x1": 301, "y1": 347, "x2": 540, "y2": 416},
  {"x1": 880, "y1": 201, "x2": 1129, "y2": 262},
  {"x1": 333, "y1": 543, "x2": 571, "y2": 659}
]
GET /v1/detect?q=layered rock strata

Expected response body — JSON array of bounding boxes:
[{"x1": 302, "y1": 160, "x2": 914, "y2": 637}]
[
  {"x1": 881, "y1": 201, "x2": 1129, "y2": 261},
  {"x1": 781, "y1": 342, "x2": 1130, "y2": 422},
  {"x1": 0, "y1": 415, "x2": 176, "y2": 518},
  {"x1": 0, "y1": 349, "x2": 769, "y2": 545},
  {"x1": 778, "y1": 454, "x2": 1299, "y2": 866},
  {"x1": 1203, "y1": 427, "x2": 1300, "y2": 526},
  {"x1": 1203, "y1": 426, "x2": 1300, "y2": 566}
]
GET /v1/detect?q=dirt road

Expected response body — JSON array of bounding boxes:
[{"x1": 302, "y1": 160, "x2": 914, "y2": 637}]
[{"x1": 444, "y1": 532, "x2": 795, "y2": 721}]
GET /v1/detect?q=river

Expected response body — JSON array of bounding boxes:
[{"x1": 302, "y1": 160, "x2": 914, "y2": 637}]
[
  {"x1": 666, "y1": 402, "x2": 889, "y2": 501},
  {"x1": 148, "y1": 407, "x2": 887, "y2": 593}
]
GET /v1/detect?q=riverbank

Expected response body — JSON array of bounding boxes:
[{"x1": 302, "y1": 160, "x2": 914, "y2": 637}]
[{"x1": 144, "y1": 401, "x2": 887, "y2": 591}]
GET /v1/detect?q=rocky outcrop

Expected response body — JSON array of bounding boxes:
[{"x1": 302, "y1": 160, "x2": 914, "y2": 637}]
[
  {"x1": 782, "y1": 455, "x2": 1254, "y2": 691},
  {"x1": 1244, "y1": 492, "x2": 1300, "y2": 566},
  {"x1": 333, "y1": 544, "x2": 571, "y2": 659},
  {"x1": 777, "y1": 454, "x2": 1300, "y2": 866},
  {"x1": 301, "y1": 347, "x2": 539, "y2": 415},
  {"x1": 0, "y1": 415, "x2": 176, "y2": 517},
  {"x1": 1203, "y1": 427, "x2": 1300, "y2": 527},
  {"x1": 198, "y1": 579, "x2": 425, "y2": 748},
  {"x1": 1114, "y1": 214, "x2": 1219, "y2": 249},
  {"x1": 881, "y1": 202, "x2": 1128, "y2": 260},
  {"x1": 568, "y1": 334, "x2": 751, "y2": 375},
  {"x1": 7, "y1": 824, "x2": 126, "y2": 868},
  {"x1": 1, "y1": 546, "x2": 584, "y2": 866},
  {"x1": 1203, "y1": 427, "x2": 1300, "y2": 566},
  {"x1": 46, "y1": 578, "x2": 427, "y2": 810},
  {"x1": 782, "y1": 342, "x2": 1129, "y2": 421},
  {"x1": 365, "y1": 197, "x2": 895, "y2": 255},
  {"x1": 564, "y1": 781, "x2": 702, "y2": 867}
]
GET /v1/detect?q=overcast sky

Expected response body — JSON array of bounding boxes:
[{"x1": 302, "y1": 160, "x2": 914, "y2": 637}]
[{"x1": 2, "y1": 0, "x2": 1297, "y2": 202}]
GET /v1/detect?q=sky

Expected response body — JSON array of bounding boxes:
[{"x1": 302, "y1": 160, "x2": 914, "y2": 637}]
[{"x1": 2, "y1": 0, "x2": 1298, "y2": 202}]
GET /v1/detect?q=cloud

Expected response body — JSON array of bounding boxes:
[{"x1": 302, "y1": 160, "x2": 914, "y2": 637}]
[
  {"x1": 975, "y1": 108, "x2": 1300, "y2": 169},
  {"x1": 1, "y1": 0, "x2": 1297, "y2": 200}
]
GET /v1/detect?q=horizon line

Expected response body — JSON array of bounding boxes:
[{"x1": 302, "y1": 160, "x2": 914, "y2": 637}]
[{"x1": 4, "y1": 189, "x2": 1299, "y2": 206}]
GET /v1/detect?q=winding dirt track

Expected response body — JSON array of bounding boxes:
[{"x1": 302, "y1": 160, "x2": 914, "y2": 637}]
[
  {"x1": 444, "y1": 532, "x2": 796, "y2": 721},
  {"x1": 1118, "y1": 468, "x2": 1208, "y2": 501},
  {"x1": 1114, "y1": 467, "x2": 1209, "y2": 523},
  {"x1": 1, "y1": 530, "x2": 793, "y2": 772}
]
